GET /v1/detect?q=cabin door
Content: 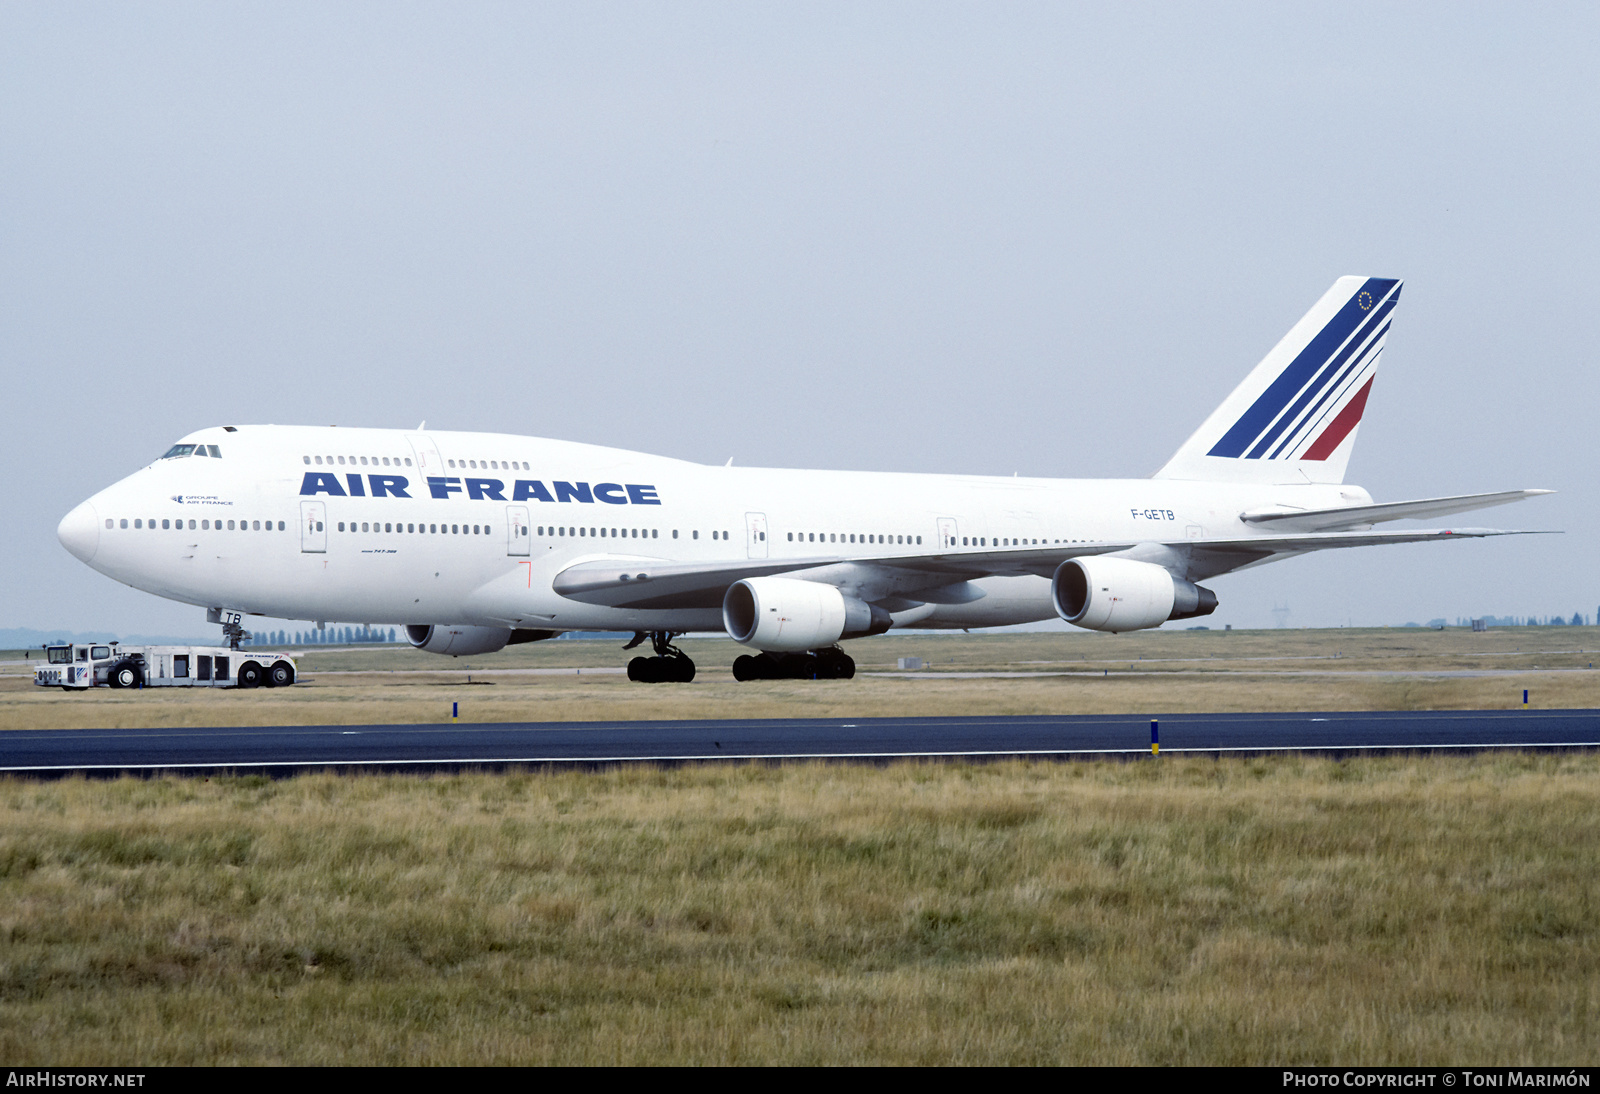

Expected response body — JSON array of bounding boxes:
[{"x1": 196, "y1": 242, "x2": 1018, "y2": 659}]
[
  {"x1": 300, "y1": 501, "x2": 327, "y2": 553},
  {"x1": 745, "y1": 512, "x2": 768, "y2": 559},
  {"x1": 937, "y1": 517, "x2": 960, "y2": 550},
  {"x1": 506, "y1": 506, "x2": 530, "y2": 556}
]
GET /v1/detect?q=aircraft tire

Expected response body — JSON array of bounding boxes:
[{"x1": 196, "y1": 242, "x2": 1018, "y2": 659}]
[
  {"x1": 237, "y1": 662, "x2": 263, "y2": 689},
  {"x1": 671, "y1": 656, "x2": 696, "y2": 683},
  {"x1": 834, "y1": 653, "x2": 856, "y2": 680},
  {"x1": 627, "y1": 656, "x2": 649, "y2": 682},
  {"x1": 732, "y1": 655, "x2": 758, "y2": 682}
]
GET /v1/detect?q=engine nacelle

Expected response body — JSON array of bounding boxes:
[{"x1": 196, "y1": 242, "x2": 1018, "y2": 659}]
[
  {"x1": 406, "y1": 625, "x2": 557, "y2": 656},
  {"x1": 1051, "y1": 557, "x2": 1218, "y2": 633},
  {"x1": 722, "y1": 577, "x2": 891, "y2": 651}
]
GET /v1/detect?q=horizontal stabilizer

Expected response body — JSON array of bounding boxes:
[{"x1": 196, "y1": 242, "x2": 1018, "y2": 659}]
[{"x1": 1239, "y1": 489, "x2": 1553, "y2": 532}]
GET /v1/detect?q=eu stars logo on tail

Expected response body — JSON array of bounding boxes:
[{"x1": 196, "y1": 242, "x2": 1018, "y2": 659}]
[{"x1": 1156, "y1": 276, "x2": 1401, "y2": 485}]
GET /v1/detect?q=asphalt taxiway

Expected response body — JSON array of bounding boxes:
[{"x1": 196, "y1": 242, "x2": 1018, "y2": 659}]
[{"x1": 1, "y1": 709, "x2": 1596, "y2": 776}]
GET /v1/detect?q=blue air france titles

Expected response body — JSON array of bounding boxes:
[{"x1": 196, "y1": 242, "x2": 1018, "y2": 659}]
[{"x1": 298, "y1": 473, "x2": 661, "y2": 505}]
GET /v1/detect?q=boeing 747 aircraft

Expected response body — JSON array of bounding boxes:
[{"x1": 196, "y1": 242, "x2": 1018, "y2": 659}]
[{"x1": 57, "y1": 277, "x2": 1549, "y2": 682}]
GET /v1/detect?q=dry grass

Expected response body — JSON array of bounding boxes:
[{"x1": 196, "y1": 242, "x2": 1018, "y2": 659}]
[
  {"x1": 2, "y1": 755, "x2": 1598, "y2": 1064},
  {"x1": 3, "y1": 629, "x2": 1599, "y2": 730}
]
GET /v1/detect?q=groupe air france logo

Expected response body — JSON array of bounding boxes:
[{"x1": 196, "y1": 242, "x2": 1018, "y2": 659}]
[{"x1": 1357, "y1": 291, "x2": 1374, "y2": 310}]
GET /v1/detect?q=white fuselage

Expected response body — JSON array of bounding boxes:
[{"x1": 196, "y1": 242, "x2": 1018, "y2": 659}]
[{"x1": 59, "y1": 424, "x2": 1356, "y2": 635}]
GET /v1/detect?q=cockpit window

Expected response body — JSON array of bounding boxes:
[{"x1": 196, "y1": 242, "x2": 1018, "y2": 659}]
[{"x1": 159, "y1": 444, "x2": 222, "y2": 460}]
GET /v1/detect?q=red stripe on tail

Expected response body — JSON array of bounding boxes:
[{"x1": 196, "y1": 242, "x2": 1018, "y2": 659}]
[{"x1": 1302, "y1": 376, "x2": 1375, "y2": 461}]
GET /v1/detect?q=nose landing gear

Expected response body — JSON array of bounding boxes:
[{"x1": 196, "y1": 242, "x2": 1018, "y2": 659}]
[{"x1": 624, "y1": 631, "x2": 696, "y2": 683}]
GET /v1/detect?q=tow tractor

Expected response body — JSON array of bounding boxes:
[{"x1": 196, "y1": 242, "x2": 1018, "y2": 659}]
[{"x1": 34, "y1": 641, "x2": 297, "y2": 690}]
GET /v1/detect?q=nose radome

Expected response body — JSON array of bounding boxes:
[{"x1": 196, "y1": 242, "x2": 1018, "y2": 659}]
[{"x1": 58, "y1": 500, "x2": 101, "y2": 564}]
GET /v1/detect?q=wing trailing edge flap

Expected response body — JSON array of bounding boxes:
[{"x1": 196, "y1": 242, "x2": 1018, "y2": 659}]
[
  {"x1": 550, "y1": 555, "x2": 990, "y2": 611},
  {"x1": 552, "y1": 526, "x2": 1543, "y2": 611}
]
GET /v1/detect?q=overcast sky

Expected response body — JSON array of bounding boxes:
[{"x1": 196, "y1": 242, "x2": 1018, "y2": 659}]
[{"x1": 4, "y1": 2, "x2": 1595, "y2": 638}]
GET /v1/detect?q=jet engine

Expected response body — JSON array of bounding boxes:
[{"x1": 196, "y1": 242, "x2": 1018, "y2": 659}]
[
  {"x1": 405, "y1": 625, "x2": 557, "y2": 656},
  {"x1": 1051, "y1": 557, "x2": 1218, "y2": 633},
  {"x1": 722, "y1": 577, "x2": 892, "y2": 651}
]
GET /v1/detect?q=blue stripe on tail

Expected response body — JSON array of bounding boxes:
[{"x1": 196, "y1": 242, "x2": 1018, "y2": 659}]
[{"x1": 1207, "y1": 278, "x2": 1400, "y2": 459}]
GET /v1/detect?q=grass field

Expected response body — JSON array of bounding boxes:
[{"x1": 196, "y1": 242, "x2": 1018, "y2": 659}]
[
  {"x1": 3, "y1": 627, "x2": 1599, "y2": 729},
  {"x1": 3, "y1": 754, "x2": 1598, "y2": 1064},
  {"x1": 3, "y1": 628, "x2": 1597, "y2": 1063}
]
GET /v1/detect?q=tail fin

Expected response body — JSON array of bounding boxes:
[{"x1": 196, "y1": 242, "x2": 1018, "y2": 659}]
[{"x1": 1154, "y1": 276, "x2": 1401, "y2": 484}]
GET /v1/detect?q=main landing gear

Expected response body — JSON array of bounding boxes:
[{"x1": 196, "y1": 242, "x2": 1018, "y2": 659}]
[
  {"x1": 624, "y1": 631, "x2": 696, "y2": 683},
  {"x1": 732, "y1": 648, "x2": 855, "y2": 681}
]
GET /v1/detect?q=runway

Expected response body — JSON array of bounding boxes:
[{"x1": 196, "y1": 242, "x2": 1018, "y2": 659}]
[{"x1": 1, "y1": 708, "x2": 1597, "y2": 776}]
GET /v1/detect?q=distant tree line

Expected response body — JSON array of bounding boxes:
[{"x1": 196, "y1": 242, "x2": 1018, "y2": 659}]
[
  {"x1": 1455, "y1": 614, "x2": 1591, "y2": 627},
  {"x1": 244, "y1": 625, "x2": 399, "y2": 646}
]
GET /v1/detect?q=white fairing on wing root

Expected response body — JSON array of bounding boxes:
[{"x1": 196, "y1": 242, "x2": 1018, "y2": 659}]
[{"x1": 60, "y1": 277, "x2": 1552, "y2": 650}]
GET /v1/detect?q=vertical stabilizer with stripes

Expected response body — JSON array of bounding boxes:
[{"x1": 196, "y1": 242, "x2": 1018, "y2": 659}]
[{"x1": 1154, "y1": 276, "x2": 1401, "y2": 484}]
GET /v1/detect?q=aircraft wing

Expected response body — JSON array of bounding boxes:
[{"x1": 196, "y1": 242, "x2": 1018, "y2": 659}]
[{"x1": 552, "y1": 526, "x2": 1552, "y2": 610}]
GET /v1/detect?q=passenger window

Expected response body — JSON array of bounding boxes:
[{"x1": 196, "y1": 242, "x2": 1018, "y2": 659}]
[
  {"x1": 104, "y1": 519, "x2": 112, "y2": 529},
  {"x1": 134, "y1": 519, "x2": 142, "y2": 529},
  {"x1": 651, "y1": 530, "x2": 658, "y2": 539},
  {"x1": 304, "y1": 456, "x2": 311, "y2": 464},
  {"x1": 162, "y1": 519, "x2": 169, "y2": 529},
  {"x1": 338, "y1": 522, "x2": 345, "y2": 532},
  {"x1": 315, "y1": 456, "x2": 323, "y2": 464}
]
